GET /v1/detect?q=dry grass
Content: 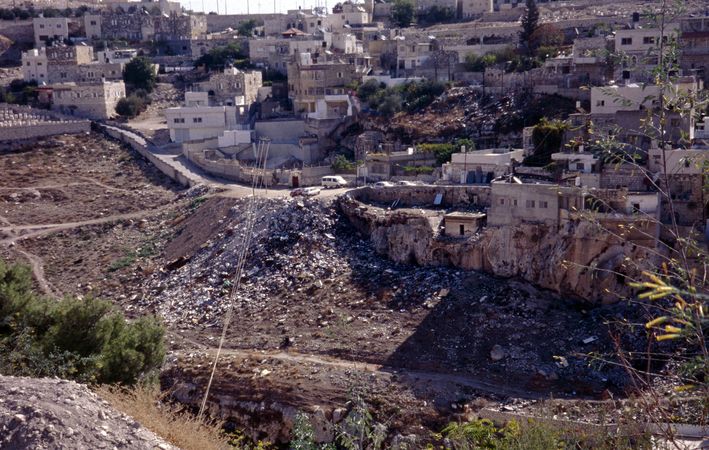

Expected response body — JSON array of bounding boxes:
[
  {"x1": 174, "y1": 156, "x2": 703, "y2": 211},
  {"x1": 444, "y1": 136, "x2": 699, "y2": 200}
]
[{"x1": 96, "y1": 384, "x2": 232, "y2": 450}]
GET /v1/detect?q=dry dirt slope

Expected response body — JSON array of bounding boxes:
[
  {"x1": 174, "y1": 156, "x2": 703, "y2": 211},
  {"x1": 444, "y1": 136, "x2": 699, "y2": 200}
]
[{"x1": 0, "y1": 375, "x2": 177, "y2": 450}]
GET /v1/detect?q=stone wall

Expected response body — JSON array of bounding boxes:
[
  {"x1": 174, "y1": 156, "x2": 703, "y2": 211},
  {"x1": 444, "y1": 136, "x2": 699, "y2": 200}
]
[
  {"x1": 350, "y1": 185, "x2": 491, "y2": 208},
  {"x1": 0, "y1": 104, "x2": 91, "y2": 141}
]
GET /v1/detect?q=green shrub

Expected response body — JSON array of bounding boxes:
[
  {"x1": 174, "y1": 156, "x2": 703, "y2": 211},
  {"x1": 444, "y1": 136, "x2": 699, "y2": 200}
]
[
  {"x1": 524, "y1": 117, "x2": 568, "y2": 167},
  {"x1": 116, "y1": 95, "x2": 148, "y2": 118},
  {"x1": 0, "y1": 259, "x2": 165, "y2": 384},
  {"x1": 331, "y1": 155, "x2": 356, "y2": 173}
]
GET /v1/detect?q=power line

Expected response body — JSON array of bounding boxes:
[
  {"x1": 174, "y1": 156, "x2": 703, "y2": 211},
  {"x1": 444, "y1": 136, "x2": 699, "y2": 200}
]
[{"x1": 197, "y1": 137, "x2": 271, "y2": 420}]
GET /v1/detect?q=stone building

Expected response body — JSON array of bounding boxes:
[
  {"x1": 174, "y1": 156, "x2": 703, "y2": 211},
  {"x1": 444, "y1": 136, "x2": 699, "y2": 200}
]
[
  {"x1": 49, "y1": 80, "x2": 126, "y2": 120},
  {"x1": 679, "y1": 16, "x2": 709, "y2": 84},
  {"x1": 33, "y1": 17, "x2": 69, "y2": 46},
  {"x1": 249, "y1": 34, "x2": 327, "y2": 74},
  {"x1": 461, "y1": 0, "x2": 494, "y2": 17},
  {"x1": 287, "y1": 52, "x2": 367, "y2": 117},
  {"x1": 84, "y1": 11, "x2": 155, "y2": 41},
  {"x1": 442, "y1": 148, "x2": 523, "y2": 184},
  {"x1": 153, "y1": 13, "x2": 207, "y2": 41},
  {"x1": 613, "y1": 24, "x2": 680, "y2": 82},
  {"x1": 194, "y1": 66, "x2": 263, "y2": 106},
  {"x1": 22, "y1": 45, "x2": 107, "y2": 84}
]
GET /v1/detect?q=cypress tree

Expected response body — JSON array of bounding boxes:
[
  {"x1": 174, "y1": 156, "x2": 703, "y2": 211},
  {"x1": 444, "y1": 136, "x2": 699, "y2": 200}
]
[{"x1": 520, "y1": 0, "x2": 540, "y2": 54}]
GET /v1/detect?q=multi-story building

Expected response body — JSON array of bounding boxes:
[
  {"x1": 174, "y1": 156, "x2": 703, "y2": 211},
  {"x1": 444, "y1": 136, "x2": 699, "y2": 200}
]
[
  {"x1": 85, "y1": 9, "x2": 206, "y2": 44},
  {"x1": 153, "y1": 13, "x2": 207, "y2": 41},
  {"x1": 287, "y1": 52, "x2": 367, "y2": 117},
  {"x1": 84, "y1": 11, "x2": 154, "y2": 41},
  {"x1": 21, "y1": 45, "x2": 115, "y2": 84},
  {"x1": 33, "y1": 17, "x2": 70, "y2": 46},
  {"x1": 613, "y1": 24, "x2": 680, "y2": 82},
  {"x1": 249, "y1": 34, "x2": 327, "y2": 74},
  {"x1": 50, "y1": 80, "x2": 126, "y2": 120},
  {"x1": 327, "y1": 2, "x2": 370, "y2": 30},
  {"x1": 193, "y1": 67, "x2": 263, "y2": 106},
  {"x1": 679, "y1": 16, "x2": 709, "y2": 84}
]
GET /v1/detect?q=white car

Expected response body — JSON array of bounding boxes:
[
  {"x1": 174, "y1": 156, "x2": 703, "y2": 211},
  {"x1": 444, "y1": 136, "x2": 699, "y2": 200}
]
[
  {"x1": 396, "y1": 180, "x2": 415, "y2": 186},
  {"x1": 302, "y1": 186, "x2": 322, "y2": 196},
  {"x1": 374, "y1": 181, "x2": 394, "y2": 188},
  {"x1": 321, "y1": 175, "x2": 348, "y2": 188}
]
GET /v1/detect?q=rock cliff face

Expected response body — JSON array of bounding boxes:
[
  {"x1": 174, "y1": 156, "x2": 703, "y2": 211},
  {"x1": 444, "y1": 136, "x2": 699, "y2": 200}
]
[{"x1": 339, "y1": 196, "x2": 655, "y2": 303}]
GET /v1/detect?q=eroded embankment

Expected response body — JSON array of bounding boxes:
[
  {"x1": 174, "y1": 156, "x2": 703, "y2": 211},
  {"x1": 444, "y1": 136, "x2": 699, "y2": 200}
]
[{"x1": 338, "y1": 189, "x2": 657, "y2": 303}]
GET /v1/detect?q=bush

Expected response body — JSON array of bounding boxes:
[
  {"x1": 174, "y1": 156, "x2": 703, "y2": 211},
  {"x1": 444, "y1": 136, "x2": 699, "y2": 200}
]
[
  {"x1": 116, "y1": 95, "x2": 148, "y2": 118},
  {"x1": 331, "y1": 155, "x2": 355, "y2": 173},
  {"x1": 359, "y1": 79, "x2": 447, "y2": 116},
  {"x1": 0, "y1": 259, "x2": 165, "y2": 385}
]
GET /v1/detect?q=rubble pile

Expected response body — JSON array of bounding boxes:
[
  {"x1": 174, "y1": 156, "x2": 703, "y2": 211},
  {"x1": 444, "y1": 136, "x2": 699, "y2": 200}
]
[
  {"x1": 144, "y1": 196, "x2": 641, "y2": 394},
  {"x1": 141, "y1": 197, "x2": 465, "y2": 327}
]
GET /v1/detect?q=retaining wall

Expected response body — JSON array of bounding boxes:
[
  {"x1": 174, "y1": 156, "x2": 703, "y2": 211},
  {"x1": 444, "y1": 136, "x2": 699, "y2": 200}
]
[
  {"x1": 98, "y1": 124, "x2": 193, "y2": 187},
  {"x1": 350, "y1": 185, "x2": 491, "y2": 208},
  {"x1": 0, "y1": 120, "x2": 90, "y2": 140}
]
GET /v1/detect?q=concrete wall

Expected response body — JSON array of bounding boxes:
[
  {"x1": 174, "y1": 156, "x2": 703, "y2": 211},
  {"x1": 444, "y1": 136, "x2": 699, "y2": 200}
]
[
  {"x1": 350, "y1": 185, "x2": 491, "y2": 208},
  {"x1": 254, "y1": 119, "x2": 305, "y2": 143}
]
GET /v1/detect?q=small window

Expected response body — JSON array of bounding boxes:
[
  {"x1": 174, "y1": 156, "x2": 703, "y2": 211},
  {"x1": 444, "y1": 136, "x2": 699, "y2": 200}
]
[
  {"x1": 499, "y1": 198, "x2": 505, "y2": 205},
  {"x1": 513, "y1": 199, "x2": 518, "y2": 206},
  {"x1": 643, "y1": 36, "x2": 654, "y2": 45},
  {"x1": 193, "y1": 117, "x2": 203, "y2": 123},
  {"x1": 621, "y1": 37, "x2": 632, "y2": 45},
  {"x1": 459, "y1": 224, "x2": 465, "y2": 236},
  {"x1": 526, "y1": 200, "x2": 535, "y2": 208},
  {"x1": 173, "y1": 118, "x2": 185, "y2": 123},
  {"x1": 540, "y1": 201, "x2": 548, "y2": 208},
  {"x1": 596, "y1": 100, "x2": 605, "y2": 107}
]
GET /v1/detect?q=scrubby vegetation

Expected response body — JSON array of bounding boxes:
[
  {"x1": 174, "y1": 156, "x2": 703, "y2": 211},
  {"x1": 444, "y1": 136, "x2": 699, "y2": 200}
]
[
  {"x1": 0, "y1": 259, "x2": 165, "y2": 385},
  {"x1": 524, "y1": 118, "x2": 568, "y2": 167},
  {"x1": 0, "y1": 5, "x2": 89, "y2": 20},
  {"x1": 194, "y1": 43, "x2": 249, "y2": 72},
  {"x1": 97, "y1": 384, "x2": 235, "y2": 450},
  {"x1": 0, "y1": 79, "x2": 38, "y2": 105},
  {"x1": 418, "y1": 138, "x2": 475, "y2": 165},
  {"x1": 116, "y1": 91, "x2": 151, "y2": 118},
  {"x1": 357, "y1": 79, "x2": 447, "y2": 117}
]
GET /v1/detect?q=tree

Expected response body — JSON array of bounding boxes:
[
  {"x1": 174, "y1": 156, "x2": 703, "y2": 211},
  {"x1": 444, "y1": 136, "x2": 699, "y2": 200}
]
[
  {"x1": 519, "y1": 0, "x2": 539, "y2": 55},
  {"x1": 391, "y1": 0, "x2": 414, "y2": 28},
  {"x1": 123, "y1": 56, "x2": 156, "y2": 93},
  {"x1": 237, "y1": 19, "x2": 257, "y2": 37}
]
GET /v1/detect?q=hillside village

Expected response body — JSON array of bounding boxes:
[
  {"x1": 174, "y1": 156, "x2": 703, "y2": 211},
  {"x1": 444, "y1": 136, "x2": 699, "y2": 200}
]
[{"x1": 0, "y1": 0, "x2": 708, "y2": 448}]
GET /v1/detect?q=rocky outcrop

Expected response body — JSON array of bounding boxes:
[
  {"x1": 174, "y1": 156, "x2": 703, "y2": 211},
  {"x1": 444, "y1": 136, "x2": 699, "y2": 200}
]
[
  {"x1": 339, "y1": 195, "x2": 656, "y2": 303},
  {"x1": 0, "y1": 375, "x2": 177, "y2": 450}
]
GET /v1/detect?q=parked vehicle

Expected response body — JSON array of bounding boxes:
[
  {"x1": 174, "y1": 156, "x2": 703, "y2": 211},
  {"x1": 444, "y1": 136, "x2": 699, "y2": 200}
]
[
  {"x1": 374, "y1": 181, "x2": 394, "y2": 188},
  {"x1": 290, "y1": 186, "x2": 321, "y2": 197},
  {"x1": 321, "y1": 175, "x2": 348, "y2": 188},
  {"x1": 396, "y1": 180, "x2": 415, "y2": 186}
]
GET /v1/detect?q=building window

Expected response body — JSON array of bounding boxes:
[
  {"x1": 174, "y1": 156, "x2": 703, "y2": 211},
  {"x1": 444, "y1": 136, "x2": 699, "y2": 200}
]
[
  {"x1": 596, "y1": 100, "x2": 605, "y2": 107},
  {"x1": 499, "y1": 198, "x2": 505, "y2": 205},
  {"x1": 174, "y1": 118, "x2": 185, "y2": 123},
  {"x1": 513, "y1": 199, "x2": 517, "y2": 206},
  {"x1": 526, "y1": 200, "x2": 535, "y2": 208},
  {"x1": 193, "y1": 117, "x2": 203, "y2": 123},
  {"x1": 643, "y1": 36, "x2": 654, "y2": 45},
  {"x1": 540, "y1": 201, "x2": 548, "y2": 208},
  {"x1": 621, "y1": 37, "x2": 632, "y2": 45}
]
